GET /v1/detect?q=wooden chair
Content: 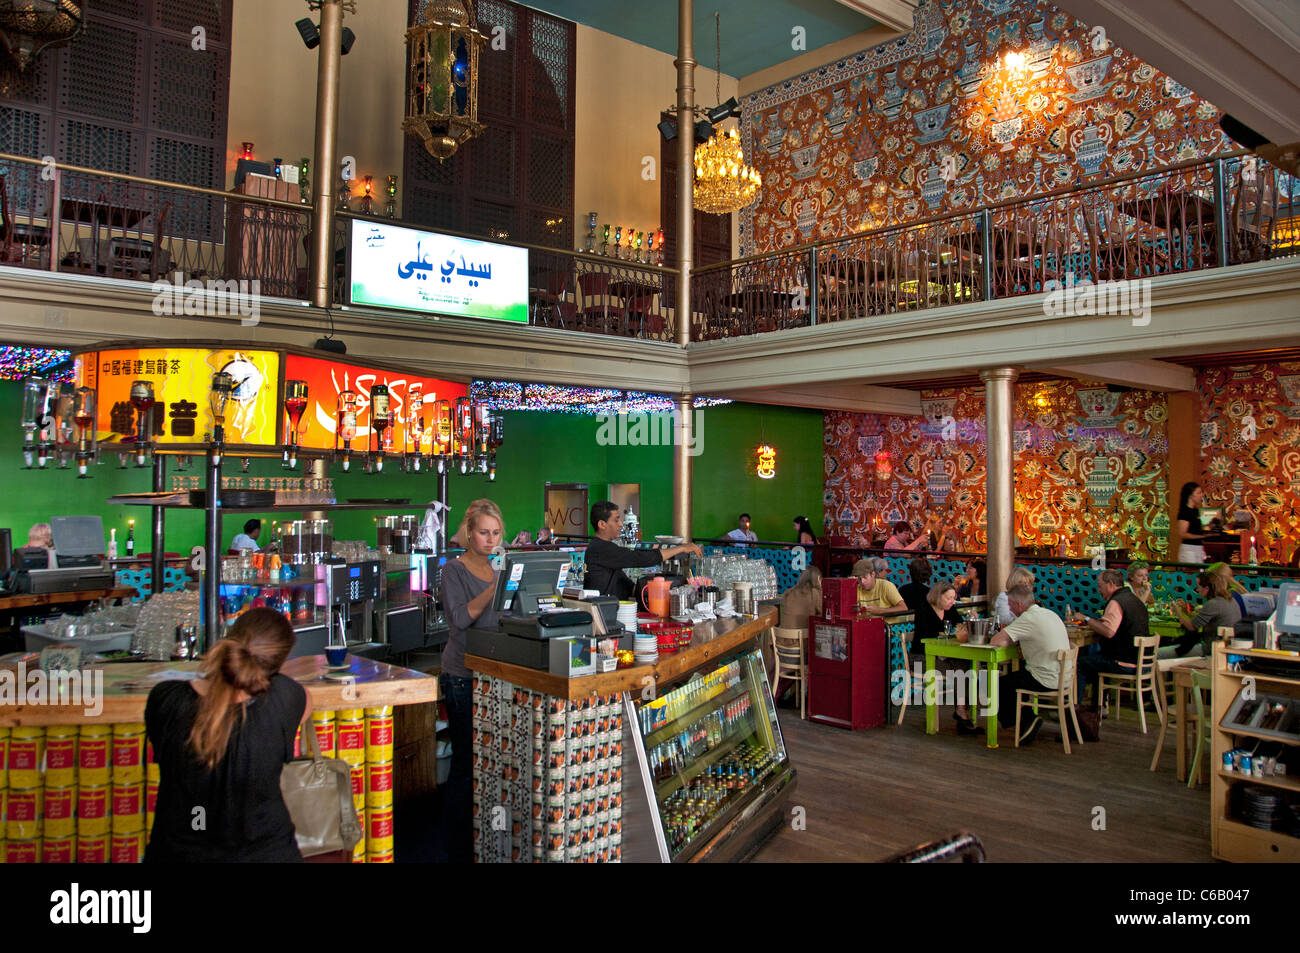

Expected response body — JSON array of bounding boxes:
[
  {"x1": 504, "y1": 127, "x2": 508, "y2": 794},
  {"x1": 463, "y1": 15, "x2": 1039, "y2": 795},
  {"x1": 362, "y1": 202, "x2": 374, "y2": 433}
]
[
  {"x1": 1013, "y1": 646, "x2": 1083, "y2": 753},
  {"x1": 770, "y1": 627, "x2": 808, "y2": 720},
  {"x1": 1185, "y1": 668, "x2": 1212, "y2": 788},
  {"x1": 1098, "y1": 634, "x2": 1164, "y2": 733}
]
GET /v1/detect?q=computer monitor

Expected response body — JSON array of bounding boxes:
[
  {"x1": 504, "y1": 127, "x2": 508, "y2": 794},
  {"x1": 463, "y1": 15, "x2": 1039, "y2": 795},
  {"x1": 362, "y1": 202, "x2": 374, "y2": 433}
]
[
  {"x1": 51, "y1": 516, "x2": 105, "y2": 557},
  {"x1": 1274, "y1": 583, "x2": 1300, "y2": 636},
  {"x1": 494, "y1": 550, "x2": 577, "y2": 616}
]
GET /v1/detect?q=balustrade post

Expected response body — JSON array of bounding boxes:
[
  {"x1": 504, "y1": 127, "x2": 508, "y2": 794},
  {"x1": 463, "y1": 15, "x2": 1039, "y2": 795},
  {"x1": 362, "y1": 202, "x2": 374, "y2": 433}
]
[
  {"x1": 48, "y1": 169, "x2": 61, "y2": 273},
  {"x1": 1213, "y1": 157, "x2": 1229, "y2": 269},
  {"x1": 808, "y1": 245, "x2": 818, "y2": 325},
  {"x1": 980, "y1": 209, "x2": 994, "y2": 300}
]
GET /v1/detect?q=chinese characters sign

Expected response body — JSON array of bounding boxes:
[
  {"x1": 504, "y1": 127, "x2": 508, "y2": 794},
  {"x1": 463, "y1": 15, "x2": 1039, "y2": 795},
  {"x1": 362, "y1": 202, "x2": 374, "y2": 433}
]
[
  {"x1": 77, "y1": 348, "x2": 280, "y2": 446},
  {"x1": 348, "y1": 221, "x2": 529, "y2": 323}
]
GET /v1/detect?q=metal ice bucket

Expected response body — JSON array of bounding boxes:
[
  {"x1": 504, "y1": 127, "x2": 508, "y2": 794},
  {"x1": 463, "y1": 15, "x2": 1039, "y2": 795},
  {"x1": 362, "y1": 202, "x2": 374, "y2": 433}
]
[{"x1": 967, "y1": 618, "x2": 992, "y2": 645}]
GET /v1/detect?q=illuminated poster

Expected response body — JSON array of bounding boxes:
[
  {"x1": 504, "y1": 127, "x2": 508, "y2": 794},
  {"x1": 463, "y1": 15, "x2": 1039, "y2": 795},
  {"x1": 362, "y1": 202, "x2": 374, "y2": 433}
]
[
  {"x1": 283, "y1": 353, "x2": 468, "y2": 453},
  {"x1": 348, "y1": 220, "x2": 529, "y2": 323},
  {"x1": 78, "y1": 348, "x2": 280, "y2": 446}
]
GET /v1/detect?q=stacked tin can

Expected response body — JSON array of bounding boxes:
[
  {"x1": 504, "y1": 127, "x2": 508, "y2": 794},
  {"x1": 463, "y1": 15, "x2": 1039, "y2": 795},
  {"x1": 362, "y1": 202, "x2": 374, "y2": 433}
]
[
  {"x1": 331, "y1": 709, "x2": 368, "y2": 863},
  {"x1": 472, "y1": 675, "x2": 624, "y2": 864},
  {"x1": 364, "y1": 706, "x2": 395, "y2": 863}
]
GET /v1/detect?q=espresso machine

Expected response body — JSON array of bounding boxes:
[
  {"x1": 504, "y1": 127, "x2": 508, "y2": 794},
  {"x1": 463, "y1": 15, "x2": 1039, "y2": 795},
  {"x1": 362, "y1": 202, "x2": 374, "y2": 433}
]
[{"x1": 289, "y1": 558, "x2": 385, "y2": 658}]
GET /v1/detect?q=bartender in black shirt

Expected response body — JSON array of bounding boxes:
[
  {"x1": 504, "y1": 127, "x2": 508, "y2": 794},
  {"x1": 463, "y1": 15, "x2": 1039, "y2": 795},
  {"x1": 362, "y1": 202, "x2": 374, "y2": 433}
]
[{"x1": 583, "y1": 501, "x2": 701, "y2": 599}]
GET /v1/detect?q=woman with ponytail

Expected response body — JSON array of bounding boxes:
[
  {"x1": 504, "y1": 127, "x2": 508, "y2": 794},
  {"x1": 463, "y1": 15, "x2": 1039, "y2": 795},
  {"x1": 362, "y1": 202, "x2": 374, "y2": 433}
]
[{"x1": 145, "y1": 607, "x2": 307, "y2": 862}]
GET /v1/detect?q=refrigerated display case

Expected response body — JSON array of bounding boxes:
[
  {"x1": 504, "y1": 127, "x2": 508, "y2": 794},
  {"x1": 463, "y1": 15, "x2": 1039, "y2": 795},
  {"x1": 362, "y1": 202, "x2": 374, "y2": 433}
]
[{"x1": 625, "y1": 646, "x2": 795, "y2": 862}]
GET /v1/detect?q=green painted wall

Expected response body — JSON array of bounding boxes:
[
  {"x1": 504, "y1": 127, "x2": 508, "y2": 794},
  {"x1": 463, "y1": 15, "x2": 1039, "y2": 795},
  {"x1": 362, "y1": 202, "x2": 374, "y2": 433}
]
[{"x1": 0, "y1": 382, "x2": 825, "y2": 551}]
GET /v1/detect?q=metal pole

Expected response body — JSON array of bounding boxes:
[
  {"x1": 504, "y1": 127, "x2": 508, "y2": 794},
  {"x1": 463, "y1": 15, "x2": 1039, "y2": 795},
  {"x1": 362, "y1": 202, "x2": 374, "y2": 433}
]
[
  {"x1": 48, "y1": 170, "x2": 61, "y2": 273},
  {"x1": 308, "y1": 0, "x2": 345, "y2": 309},
  {"x1": 437, "y1": 468, "x2": 449, "y2": 553},
  {"x1": 673, "y1": 393, "x2": 693, "y2": 540},
  {"x1": 980, "y1": 208, "x2": 994, "y2": 300},
  {"x1": 203, "y1": 450, "x2": 222, "y2": 652},
  {"x1": 807, "y1": 246, "x2": 818, "y2": 325},
  {"x1": 151, "y1": 454, "x2": 166, "y2": 594},
  {"x1": 1213, "y1": 157, "x2": 1229, "y2": 269},
  {"x1": 674, "y1": 0, "x2": 695, "y2": 348},
  {"x1": 981, "y1": 367, "x2": 1018, "y2": 607}
]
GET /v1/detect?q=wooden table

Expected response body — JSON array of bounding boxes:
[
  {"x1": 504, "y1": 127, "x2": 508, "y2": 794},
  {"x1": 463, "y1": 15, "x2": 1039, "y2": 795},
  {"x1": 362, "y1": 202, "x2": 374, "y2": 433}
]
[
  {"x1": 0, "y1": 586, "x2": 137, "y2": 614},
  {"x1": 1151, "y1": 658, "x2": 1211, "y2": 782},
  {"x1": 921, "y1": 637, "x2": 1020, "y2": 748},
  {"x1": 0, "y1": 654, "x2": 438, "y2": 726}
]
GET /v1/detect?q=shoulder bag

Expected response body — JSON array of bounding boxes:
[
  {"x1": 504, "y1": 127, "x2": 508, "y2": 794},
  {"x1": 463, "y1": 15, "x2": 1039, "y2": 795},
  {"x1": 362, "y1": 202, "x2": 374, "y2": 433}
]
[{"x1": 280, "y1": 714, "x2": 363, "y2": 857}]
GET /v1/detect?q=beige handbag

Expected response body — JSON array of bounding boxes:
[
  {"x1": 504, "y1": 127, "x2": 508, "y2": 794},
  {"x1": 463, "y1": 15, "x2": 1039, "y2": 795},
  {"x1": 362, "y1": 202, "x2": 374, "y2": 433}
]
[{"x1": 280, "y1": 715, "x2": 363, "y2": 857}]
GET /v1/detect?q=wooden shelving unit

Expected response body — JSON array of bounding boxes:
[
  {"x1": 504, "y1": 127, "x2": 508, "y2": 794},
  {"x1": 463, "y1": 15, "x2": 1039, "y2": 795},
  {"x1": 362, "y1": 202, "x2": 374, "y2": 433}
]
[{"x1": 1210, "y1": 643, "x2": 1300, "y2": 862}]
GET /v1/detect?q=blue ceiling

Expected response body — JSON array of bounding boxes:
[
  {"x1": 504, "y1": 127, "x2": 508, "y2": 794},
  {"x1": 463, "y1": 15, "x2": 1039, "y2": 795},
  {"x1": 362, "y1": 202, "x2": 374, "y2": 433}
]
[{"x1": 521, "y1": 1, "x2": 879, "y2": 78}]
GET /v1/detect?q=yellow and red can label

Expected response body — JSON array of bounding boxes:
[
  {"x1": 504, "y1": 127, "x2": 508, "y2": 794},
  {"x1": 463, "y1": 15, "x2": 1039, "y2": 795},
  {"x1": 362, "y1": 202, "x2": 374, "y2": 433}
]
[
  {"x1": 110, "y1": 829, "x2": 144, "y2": 864},
  {"x1": 42, "y1": 786, "x2": 76, "y2": 838},
  {"x1": 351, "y1": 837, "x2": 367, "y2": 863},
  {"x1": 310, "y1": 721, "x2": 336, "y2": 759},
  {"x1": 78, "y1": 728, "x2": 111, "y2": 787},
  {"x1": 350, "y1": 764, "x2": 365, "y2": 798},
  {"x1": 336, "y1": 719, "x2": 365, "y2": 761},
  {"x1": 78, "y1": 784, "x2": 110, "y2": 820},
  {"x1": 365, "y1": 707, "x2": 394, "y2": 762},
  {"x1": 43, "y1": 836, "x2": 75, "y2": 863},
  {"x1": 76, "y1": 835, "x2": 109, "y2": 863},
  {"x1": 7, "y1": 728, "x2": 42, "y2": 788},
  {"x1": 366, "y1": 849, "x2": 394, "y2": 864},
  {"x1": 111, "y1": 781, "x2": 144, "y2": 818},
  {"x1": 6, "y1": 785, "x2": 41, "y2": 840},
  {"x1": 111, "y1": 725, "x2": 146, "y2": 785},
  {"x1": 45, "y1": 729, "x2": 78, "y2": 787},
  {"x1": 4, "y1": 839, "x2": 40, "y2": 863},
  {"x1": 145, "y1": 778, "x2": 159, "y2": 816},
  {"x1": 365, "y1": 761, "x2": 394, "y2": 808},
  {"x1": 367, "y1": 805, "x2": 394, "y2": 853},
  {"x1": 0, "y1": 726, "x2": 9, "y2": 788},
  {"x1": 336, "y1": 708, "x2": 364, "y2": 722}
]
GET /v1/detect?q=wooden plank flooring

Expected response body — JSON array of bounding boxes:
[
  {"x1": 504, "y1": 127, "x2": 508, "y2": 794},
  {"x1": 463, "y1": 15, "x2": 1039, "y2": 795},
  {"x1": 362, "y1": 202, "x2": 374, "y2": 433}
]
[{"x1": 753, "y1": 703, "x2": 1212, "y2": 863}]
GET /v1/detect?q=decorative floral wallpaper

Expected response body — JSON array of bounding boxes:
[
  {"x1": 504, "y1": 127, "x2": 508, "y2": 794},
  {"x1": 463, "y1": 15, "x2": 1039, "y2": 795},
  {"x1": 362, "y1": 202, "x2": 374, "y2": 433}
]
[
  {"x1": 1199, "y1": 362, "x2": 1300, "y2": 564},
  {"x1": 824, "y1": 379, "x2": 1171, "y2": 556},
  {"x1": 739, "y1": 0, "x2": 1228, "y2": 255}
]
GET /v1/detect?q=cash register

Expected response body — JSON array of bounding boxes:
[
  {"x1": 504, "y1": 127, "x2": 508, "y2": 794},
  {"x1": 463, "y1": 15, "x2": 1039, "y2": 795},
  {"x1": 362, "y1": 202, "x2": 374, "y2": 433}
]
[
  {"x1": 11, "y1": 516, "x2": 114, "y2": 594},
  {"x1": 466, "y1": 550, "x2": 601, "y2": 673}
]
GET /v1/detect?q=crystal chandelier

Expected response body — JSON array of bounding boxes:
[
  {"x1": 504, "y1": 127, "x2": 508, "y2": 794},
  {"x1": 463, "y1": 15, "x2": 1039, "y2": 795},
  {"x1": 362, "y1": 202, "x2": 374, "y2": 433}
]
[
  {"x1": 692, "y1": 14, "x2": 760, "y2": 215},
  {"x1": 695, "y1": 128, "x2": 761, "y2": 214}
]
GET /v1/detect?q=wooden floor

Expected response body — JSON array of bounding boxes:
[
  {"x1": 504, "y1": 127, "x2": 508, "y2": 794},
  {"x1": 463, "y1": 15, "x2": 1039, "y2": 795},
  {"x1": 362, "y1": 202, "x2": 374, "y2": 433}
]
[{"x1": 753, "y1": 702, "x2": 1212, "y2": 863}]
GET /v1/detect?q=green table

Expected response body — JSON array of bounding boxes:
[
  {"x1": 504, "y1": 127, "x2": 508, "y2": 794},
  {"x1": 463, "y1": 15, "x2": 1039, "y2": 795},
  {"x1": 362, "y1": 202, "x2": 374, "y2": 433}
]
[
  {"x1": 1149, "y1": 617, "x2": 1183, "y2": 642},
  {"x1": 922, "y1": 638, "x2": 1021, "y2": 749}
]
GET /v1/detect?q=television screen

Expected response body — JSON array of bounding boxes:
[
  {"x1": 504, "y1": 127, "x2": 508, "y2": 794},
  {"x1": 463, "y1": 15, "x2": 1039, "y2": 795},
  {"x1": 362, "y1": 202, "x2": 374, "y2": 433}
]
[{"x1": 348, "y1": 220, "x2": 529, "y2": 323}]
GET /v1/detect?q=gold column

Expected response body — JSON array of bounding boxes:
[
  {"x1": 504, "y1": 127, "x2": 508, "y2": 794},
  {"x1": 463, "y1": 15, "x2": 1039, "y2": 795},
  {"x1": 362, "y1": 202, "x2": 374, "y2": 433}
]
[
  {"x1": 673, "y1": 393, "x2": 693, "y2": 541},
  {"x1": 674, "y1": 0, "x2": 695, "y2": 348},
  {"x1": 981, "y1": 367, "x2": 1019, "y2": 604},
  {"x1": 308, "y1": 0, "x2": 345, "y2": 310}
]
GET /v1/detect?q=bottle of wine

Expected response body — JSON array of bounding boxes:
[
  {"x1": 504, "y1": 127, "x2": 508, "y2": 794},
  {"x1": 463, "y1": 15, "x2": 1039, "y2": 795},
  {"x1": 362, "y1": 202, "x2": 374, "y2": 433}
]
[{"x1": 126, "y1": 521, "x2": 135, "y2": 557}]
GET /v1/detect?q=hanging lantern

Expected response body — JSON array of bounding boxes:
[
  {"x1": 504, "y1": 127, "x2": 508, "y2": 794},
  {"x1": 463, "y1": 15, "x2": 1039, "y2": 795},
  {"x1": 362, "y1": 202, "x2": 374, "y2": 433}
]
[
  {"x1": 875, "y1": 449, "x2": 892, "y2": 481},
  {"x1": 403, "y1": 0, "x2": 487, "y2": 161},
  {"x1": 755, "y1": 444, "x2": 776, "y2": 480},
  {"x1": 0, "y1": 0, "x2": 83, "y2": 75}
]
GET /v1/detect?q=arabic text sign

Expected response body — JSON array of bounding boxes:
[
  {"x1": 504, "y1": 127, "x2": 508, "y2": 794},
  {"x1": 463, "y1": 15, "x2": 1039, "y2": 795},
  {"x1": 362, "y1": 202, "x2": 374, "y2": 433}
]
[
  {"x1": 77, "y1": 348, "x2": 280, "y2": 446},
  {"x1": 349, "y1": 221, "x2": 529, "y2": 323},
  {"x1": 283, "y1": 353, "x2": 468, "y2": 452}
]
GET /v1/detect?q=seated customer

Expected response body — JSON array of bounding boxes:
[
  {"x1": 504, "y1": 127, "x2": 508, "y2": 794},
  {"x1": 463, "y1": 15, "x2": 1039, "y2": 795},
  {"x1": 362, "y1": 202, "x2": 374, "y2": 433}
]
[
  {"x1": 851, "y1": 557, "x2": 906, "y2": 615},
  {"x1": 898, "y1": 558, "x2": 932, "y2": 615},
  {"x1": 229, "y1": 519, "x2": 261, "y2": 553},
  {"x1": 1126, "y1": 561, "x2": 1154, "y2": 606},
  {"x1": 915, "y1": 582, "x2": 978, "y2": 735},
  {"x1": 1168, "y1": 571, "x2": 1241, "y2": 658},
  {"x1": 1075, "y1": 569, "x2": 1149, "y2": 703},
  {"x1": 993, "y1": 567, "x2": 1035, "y2": 625},
  {"x1": 989, "y1": 584, "x2": 1070, "y2": 745},
  {"x1": 780, "y1": 567, "x2": 822, "y2": 631},
  {"x1": 883, "y1": 521, "x2": 927, "y2": 552},
  {"x1": 509, "y1": 529, "x2": 534, "y2": 547},
  {"x1": 953, "y1": 560, "x2": 986, "y2": 600}
]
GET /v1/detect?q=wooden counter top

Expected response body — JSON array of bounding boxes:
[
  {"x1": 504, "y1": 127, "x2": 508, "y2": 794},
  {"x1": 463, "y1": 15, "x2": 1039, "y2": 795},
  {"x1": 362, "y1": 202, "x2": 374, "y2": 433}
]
[
  {"x1": 467, "y1": 609, "x2": 777, "y2": 701},
  {"x1": 0, "y1": 654, "x2": 438, "y2": 726},
  {"x1": 0, "y1": 587, "x2": 137, "y2": 612}
]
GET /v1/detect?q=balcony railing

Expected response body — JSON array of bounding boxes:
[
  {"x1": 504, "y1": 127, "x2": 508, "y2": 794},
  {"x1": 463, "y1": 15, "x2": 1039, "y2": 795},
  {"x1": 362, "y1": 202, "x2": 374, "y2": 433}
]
[
  {"x1": 692, "y1": 151, "x2": 1299, "y2": 338},
  {"x1": 0, "y1": 150, "x2": 1294, "y2": 345}
]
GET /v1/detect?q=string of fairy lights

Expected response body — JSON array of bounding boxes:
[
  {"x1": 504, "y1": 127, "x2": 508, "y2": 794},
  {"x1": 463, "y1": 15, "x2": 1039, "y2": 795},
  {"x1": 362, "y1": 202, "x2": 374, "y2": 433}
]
[
  {"x1": 0, "y1": 347, "x2": 73, "y2": 382},
  {"x1": 470, "y1": 380, "x2": 731, "y2": 416}
]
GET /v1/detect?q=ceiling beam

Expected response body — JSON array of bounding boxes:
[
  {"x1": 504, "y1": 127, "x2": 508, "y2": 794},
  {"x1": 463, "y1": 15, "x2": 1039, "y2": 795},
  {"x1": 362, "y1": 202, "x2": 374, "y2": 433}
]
[
  {"x1": 830, "y1": 0, "x2": 916, "y2": 33},
  {"x1": 1031, "y1": 359, "x2": 1197, "y2": 392},
  {"x1": 716, "y1": 382, "x2": 922, "y2": 415}
]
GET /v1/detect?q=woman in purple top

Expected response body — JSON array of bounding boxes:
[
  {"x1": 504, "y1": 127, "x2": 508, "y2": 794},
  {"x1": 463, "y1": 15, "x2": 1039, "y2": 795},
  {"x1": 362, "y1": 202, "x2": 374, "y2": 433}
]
[{"x1": 437, "y1": 498, "x2": 503, "y2": 861}]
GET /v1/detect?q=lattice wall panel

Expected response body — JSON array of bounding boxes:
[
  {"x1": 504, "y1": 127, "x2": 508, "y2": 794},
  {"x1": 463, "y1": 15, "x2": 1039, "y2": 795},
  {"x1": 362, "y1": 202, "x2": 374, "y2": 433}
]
[
  {"x1": 159, "y1": 0, "x2": 227, "y2": 45},
  {"x1": 477, "y1": 0, "x2": 518, "y2": 117},
  {"x1": 58, "y1": 120, "x2": 138, "y2": 176},
  {"x1": 528, "y1": 14, "x2": 569, "y2": 130},
  {"x1": 472, "y1": 127, "x2": 516, "y2": 198},
  {"x1": 0, "y1": 107, "x2": 45, "y2": 158},
  {"x1": 150, "y1": 137, "x2": 220, "y2": 235},
  {"x1": 61, "y1": 20, "x2": 145, "y2": 125},
  {"x1": 407, "y1": 140, "x2": 455, "y2": 187},
  {"x1": 467, "y1": 199, "x2": 516, "y2": 239},
  {"x1": 95, "y1": 0, "x2": 145, "y2": 21},
  {"x1": 523, "y1": 209, "x2": 569, "y2": 249},
  {"x1": 528, "y1": 133, "x2": 567, "y2": 209},
  {"x1": 150, "y1": 39, "x2": 228, "y2": 141},
  {"x1": 406, "y1": 186, "x2": 456, "y2": 232}
]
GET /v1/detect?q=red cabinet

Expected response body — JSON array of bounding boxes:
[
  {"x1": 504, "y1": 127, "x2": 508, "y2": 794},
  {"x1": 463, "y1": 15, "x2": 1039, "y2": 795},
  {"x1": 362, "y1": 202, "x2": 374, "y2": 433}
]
[{"x1": 808, "y1": 614, "x2": 888, "y2": 730}]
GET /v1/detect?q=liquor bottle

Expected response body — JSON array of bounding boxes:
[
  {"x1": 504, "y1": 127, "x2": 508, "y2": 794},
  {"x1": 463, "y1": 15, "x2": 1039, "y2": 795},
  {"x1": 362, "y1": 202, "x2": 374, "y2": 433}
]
[
  {"x1": 107, "y1": 528, "x2": 118, "y2": 560},
  {"x1": 125, "y1": 520, "x2": 135, "y2": 557}
]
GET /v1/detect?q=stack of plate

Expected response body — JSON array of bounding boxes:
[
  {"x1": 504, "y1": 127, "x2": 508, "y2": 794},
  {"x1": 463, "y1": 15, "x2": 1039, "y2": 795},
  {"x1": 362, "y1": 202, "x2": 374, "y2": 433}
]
[
  {"x1": 1240, "y1": 786, "x2": 1285, "y2": 830},
  {"x1": 633, "y1": 633, "x2": 658, "y2": 666},
  {"x1": 617, "y1": 601, "x2": 638, "y2": 634}
]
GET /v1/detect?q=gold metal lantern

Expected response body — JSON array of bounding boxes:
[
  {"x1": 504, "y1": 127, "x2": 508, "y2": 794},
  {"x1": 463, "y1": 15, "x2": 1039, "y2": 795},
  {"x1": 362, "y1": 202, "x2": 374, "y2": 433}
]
[{"x1": 403, "y1": 0, "x2": 487, "y2": 161}]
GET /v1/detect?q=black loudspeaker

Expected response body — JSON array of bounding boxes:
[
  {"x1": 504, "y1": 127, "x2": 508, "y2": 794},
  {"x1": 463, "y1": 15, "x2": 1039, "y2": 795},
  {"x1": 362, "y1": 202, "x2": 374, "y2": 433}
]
[{"x1": 0, "y1": 528, "x2": 11, "y2": 575}]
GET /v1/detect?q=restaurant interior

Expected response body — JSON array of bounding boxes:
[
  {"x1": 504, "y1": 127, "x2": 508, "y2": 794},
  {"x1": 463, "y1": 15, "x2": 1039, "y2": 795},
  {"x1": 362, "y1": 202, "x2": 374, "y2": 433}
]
[{"x1": 0, "y1": 0, "x2": 1298, "y2": 866}]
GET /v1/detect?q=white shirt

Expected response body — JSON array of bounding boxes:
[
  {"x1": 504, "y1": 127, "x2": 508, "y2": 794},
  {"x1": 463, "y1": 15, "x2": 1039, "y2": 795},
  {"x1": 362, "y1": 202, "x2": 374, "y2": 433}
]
[
  {"x1": 994, "y1": 591, "x2": 1015, "y2": 625},
  {"x1": 726, "y1": 528, "x2": 758, "y2": 543},
  {"x1": 1003, "y1": 604, "x2": 1070, "y2": 689},
  {"x1": 230, "y1": 533, "x2": 259, "y2": 552}
]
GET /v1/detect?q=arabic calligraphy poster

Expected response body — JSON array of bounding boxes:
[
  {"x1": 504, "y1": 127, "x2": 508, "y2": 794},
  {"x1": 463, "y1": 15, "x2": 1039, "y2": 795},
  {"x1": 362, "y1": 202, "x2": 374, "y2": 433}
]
[
  {"x1": 77, "y1": 347, "x2": 279, "y2": 446},
  {"x1": 348, "y1": 220, "x2": 529, "y2": 323},
  {"x1": 283, "y1": 353, "x2": 467, "y2": 453}
]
